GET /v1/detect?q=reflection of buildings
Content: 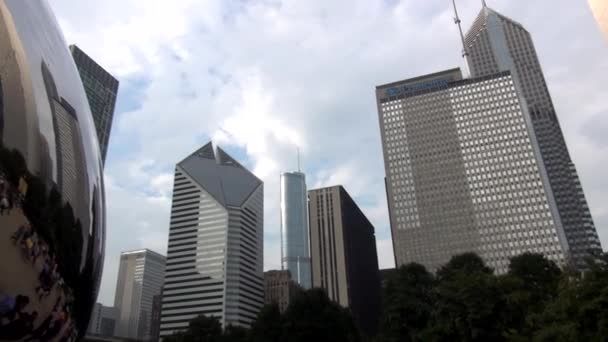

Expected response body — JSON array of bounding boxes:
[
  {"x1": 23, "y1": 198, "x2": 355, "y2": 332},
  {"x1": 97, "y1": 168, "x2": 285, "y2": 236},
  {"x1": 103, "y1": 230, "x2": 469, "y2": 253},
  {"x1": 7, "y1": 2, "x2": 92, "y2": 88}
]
[
  {"x1": 264, "y1": 270, "x2": 299, "y2": 313},
  {"x1": 0, "y1": 2, "x2": 105, "y2": 335},
  {"x1": 69, "y1": 45, "x2": 119, "y2": 164},
  {"x1": 160, "y1": 142, "x2": 264, "y2": 337},
  {"x1": 87, "y1": 303, "x2": 118, "y2": 337},
  {"x1": 308, "y1": 185, "x2": 381, "y2": 337},
  {"x1": 590, "y1": 0, "x2": 608, "y2": 41},
  {"x1": 280, "y1": 172, "x2": 312, "y2": 289},
  {"x1": 465, "y1": 5, "x2": 602, "y2": 269},
  {"x1": 114, "y1": 249, "x2": 166, "y2": 341}
]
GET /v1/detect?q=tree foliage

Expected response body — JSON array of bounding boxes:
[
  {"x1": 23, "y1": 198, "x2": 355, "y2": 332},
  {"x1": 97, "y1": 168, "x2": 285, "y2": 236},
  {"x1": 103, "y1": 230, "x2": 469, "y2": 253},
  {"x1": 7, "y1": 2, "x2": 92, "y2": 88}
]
[{"x1": 378, "y1": 252, "x2": 608, "y2": 342}]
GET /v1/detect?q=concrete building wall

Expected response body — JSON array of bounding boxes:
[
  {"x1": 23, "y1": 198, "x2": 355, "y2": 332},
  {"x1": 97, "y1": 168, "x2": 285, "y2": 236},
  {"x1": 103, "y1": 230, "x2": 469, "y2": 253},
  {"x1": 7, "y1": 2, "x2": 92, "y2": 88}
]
[{"x1": 309, "y1": 186, "x2": 381, "y2": 337}]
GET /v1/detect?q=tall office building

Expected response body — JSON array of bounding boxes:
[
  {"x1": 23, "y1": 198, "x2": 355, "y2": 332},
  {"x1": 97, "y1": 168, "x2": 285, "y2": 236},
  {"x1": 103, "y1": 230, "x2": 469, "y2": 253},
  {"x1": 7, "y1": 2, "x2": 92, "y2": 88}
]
[
  {"x1": 308, "y1": 186, "x2": 381, "y2": 337},
  {"x1": 264, "y1": 270, "x2": 298, "y2": 313},
  {"x1": 87, "y1": 303, "x2": 118, "y2": 337},
  {"x1": 377, "y1": 67, "x2": 574, "y2": 273},
  {"x1": 464, "y1": 5, "x2": 602, "y2": 268},
  {"x1": 280, "y1": 171, "x2": 312, "y2": 289},
  {"x1": 70, "y1": 45, "x2": 119, "y2": 164},
  {"x1": 590, "y1": 0, "x2": 608, "y2": 40},
  {"x1": 114, "y1": 249, "x2": 166, "y2": 341},
  {"x1": 160, "y1": 142, "x2": 264, "y2": 337}
]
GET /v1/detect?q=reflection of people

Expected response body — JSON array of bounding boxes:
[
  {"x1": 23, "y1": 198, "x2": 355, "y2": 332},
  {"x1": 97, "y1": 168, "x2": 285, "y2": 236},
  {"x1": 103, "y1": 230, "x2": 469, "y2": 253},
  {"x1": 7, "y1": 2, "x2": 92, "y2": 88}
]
[
  {"x1": 0, "y1": 194, "x2": 9, "y2": 215},
  {"x1": 0, "y1": 311, "x2": 38, "y2": 340},
  {"x1": 0, "y1": 294, "x2": 30, "y2": 324}
]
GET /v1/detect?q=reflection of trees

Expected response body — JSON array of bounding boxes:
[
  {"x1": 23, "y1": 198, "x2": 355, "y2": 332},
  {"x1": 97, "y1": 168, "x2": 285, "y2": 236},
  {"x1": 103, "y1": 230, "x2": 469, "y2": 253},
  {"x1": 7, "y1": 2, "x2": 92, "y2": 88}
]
[{"x1": 0, "y1": 140, "x2": 94, "y2": 330}]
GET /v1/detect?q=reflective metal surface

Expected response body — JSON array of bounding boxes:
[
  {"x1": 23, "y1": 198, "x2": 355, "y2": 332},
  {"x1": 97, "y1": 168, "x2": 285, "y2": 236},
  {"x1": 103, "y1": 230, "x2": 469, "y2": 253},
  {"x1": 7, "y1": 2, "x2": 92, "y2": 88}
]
[{"x1": 0, "y1": 1, "x2": 105, "y2": 340}]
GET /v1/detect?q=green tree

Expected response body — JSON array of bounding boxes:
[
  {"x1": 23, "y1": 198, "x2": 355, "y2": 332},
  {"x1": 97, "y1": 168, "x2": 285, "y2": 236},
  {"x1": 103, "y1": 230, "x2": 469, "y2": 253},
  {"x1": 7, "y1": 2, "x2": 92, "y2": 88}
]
[
  {"x1": 281, "y1": 288, "x2": 360, "y2": 342},
  {"x1": 378, "y1": 263, "x2": 434, "y2": 342},
  {"x1": 250, "y1": 304, "x2": 282, "y2": 342},
  {"x1": 499, "y1": 253, "x2": 562, "y2": 338},
  {"x1": 422, "y1": 253, "x2": 504, "y2": 342}
]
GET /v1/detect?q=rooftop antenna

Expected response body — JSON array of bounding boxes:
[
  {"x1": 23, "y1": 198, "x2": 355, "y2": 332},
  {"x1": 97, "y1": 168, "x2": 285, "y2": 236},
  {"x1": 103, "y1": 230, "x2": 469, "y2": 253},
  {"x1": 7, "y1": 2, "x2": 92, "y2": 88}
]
[
  {"x1": 297, "y1": 147, "x2": 301, "y2": 172},
  {"x1": 452, "y1": 0, "x2": 471, "y2": 76}
]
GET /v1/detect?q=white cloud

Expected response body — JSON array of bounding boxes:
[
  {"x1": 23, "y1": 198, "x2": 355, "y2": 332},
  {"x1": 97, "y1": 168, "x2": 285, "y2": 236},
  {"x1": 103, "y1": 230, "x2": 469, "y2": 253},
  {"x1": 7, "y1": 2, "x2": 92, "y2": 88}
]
[{"x1": 49, "y1": 0, "x2": 608, "y2": 305}]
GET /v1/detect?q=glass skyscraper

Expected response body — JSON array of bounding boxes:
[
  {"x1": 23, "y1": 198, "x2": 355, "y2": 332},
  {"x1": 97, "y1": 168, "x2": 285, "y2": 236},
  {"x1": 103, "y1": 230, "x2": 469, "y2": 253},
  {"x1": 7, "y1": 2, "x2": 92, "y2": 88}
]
[
  {"x1": 70, "y1": 45, "x2": 119, "y2": 164},
  {"x1": 280, "y1": 171, "x2": 312, "y2": 289},
  {"x1": 160, "y1": 142, "x2": 264, "y2": 337},
  {"x1": 464, "y1": 5, "x2": 602, "y2": 269}
]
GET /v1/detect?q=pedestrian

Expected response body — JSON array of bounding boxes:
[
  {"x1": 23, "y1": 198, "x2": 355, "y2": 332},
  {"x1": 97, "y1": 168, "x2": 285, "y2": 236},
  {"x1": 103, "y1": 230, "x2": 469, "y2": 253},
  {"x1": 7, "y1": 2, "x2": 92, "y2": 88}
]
[
  {"x1": 11, "y1": 224, "x2": 29, "y2": 243},
  {"x1": 0, "y1": 195, "x2": 9, "y2": 216}
]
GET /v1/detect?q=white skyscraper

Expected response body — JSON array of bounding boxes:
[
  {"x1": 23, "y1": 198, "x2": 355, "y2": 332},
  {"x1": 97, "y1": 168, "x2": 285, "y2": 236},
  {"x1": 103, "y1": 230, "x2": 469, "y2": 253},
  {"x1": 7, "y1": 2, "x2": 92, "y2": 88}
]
[
  {"x1": 377, "y1": 68, "x2": 571, "y2": 274},
  {"x1": 464, "y1": 4, "x2": 602, "y2": 269},
  {"x1": 114, "y1": 249, "x2": 166, "y2": 340},
  {"x1": 280, "y1": 171, "x2": 312, "y2": 289},
  {"x1": 159, "y1": 142, "x2": 264, "y2": 337}
]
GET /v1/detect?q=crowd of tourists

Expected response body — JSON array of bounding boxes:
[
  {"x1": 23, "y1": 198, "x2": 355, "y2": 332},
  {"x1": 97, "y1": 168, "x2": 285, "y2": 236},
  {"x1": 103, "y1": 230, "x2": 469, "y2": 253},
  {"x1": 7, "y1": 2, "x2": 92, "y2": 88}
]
[{"x1": 0, "y1": 171, "x2": 78, "y2": 341}]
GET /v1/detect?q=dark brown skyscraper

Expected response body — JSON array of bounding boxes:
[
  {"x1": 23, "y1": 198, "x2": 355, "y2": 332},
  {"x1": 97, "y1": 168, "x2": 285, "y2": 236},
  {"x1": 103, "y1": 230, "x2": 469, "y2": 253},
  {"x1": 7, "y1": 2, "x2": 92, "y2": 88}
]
[
  {"x1": 308, "y1": 185, "x2": 381, "y2": 337},
  {"x1": 264, "y1": 270, "x2": 298, "y2": 313}
]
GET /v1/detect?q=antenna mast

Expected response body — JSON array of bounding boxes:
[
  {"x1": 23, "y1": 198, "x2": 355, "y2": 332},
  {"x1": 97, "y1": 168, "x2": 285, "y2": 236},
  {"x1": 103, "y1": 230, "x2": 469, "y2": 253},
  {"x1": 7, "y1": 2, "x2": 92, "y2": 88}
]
[
  {"x1": 452, "y1": 0, "x2": 470, "y2": 76},
  {"x1": 297, "y1": 147, "x2": 301, "y2": 172}
]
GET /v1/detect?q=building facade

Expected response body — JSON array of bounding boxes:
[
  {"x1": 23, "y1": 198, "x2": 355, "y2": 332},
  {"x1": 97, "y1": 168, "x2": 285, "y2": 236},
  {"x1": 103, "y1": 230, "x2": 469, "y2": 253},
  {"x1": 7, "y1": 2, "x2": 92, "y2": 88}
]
[
  {"x1": 69, "y1": 45, "x2": 119, "y2": 164},
  {"x1": 87, "y1": 303, "x2": 119, "y2": 337},
  {"x1": 377, "y1": 67, "x2": 573, "y2": 273},
  {"x1": 464, "y1": 5, "x2": 602, "y2": 269},
  {"x1": 308, "y1": 186, "x2": 381, "y2": 337},
  {"x1": 280, "y1": 171, "x2": 312, "y2": 289},
  {"x1": 590, "y1": 0, "x2": 608, "y2": 41},
  {"x1": 150, "y1": 294, "x2": 162, "y2": 342},
  {"x1": 264, "y1": 270, "x2": 298, "y2": 313},
  {"x1": 159, "y1": 142, "x2": 264, "y2": 337},
  {"x1": 114, "y1": 249, "x2": 166, "y2": 341}
]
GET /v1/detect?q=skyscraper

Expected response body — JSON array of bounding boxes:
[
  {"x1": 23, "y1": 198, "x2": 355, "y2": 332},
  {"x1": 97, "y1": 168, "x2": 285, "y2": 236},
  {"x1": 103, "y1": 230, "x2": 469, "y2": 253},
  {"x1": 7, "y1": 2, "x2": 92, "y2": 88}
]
[
  {"x1": 464, "y1": 5, "x2": 602, "y2": 269},
  {"x1": 87, "y1": 303, "x2": 118, "y2": 337},
  {"x1": 70, "y1": 45, "x2": 119, "y2": 164},
  {"x1": 264, "y1": 270, "x2": 298, "y2": 313},
  {"x1": 308, "y1": 185, "x2": 381, "y2": 337},
  {"x1": 589, "y1": 0, "x2": 608, "y2": 40},
  {"x1": 159, "y1": 142, "x2": 264, "y2": 337},
  {"x1": 377, "y1": 68, "x2": 571, "y2": 273},
  {"x1": 114, "y1": 249, "x2": 166, "y2": 341},
  {"x1": 280, "y1": 171, "x2": 312, "y2": 289}
]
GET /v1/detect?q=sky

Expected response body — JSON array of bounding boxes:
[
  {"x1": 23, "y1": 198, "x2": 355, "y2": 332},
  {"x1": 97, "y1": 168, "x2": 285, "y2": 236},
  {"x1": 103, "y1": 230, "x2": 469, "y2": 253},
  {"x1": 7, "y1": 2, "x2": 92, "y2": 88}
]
[{"x1": 48, "y1": 0, "x2": 608, "y2": 306}]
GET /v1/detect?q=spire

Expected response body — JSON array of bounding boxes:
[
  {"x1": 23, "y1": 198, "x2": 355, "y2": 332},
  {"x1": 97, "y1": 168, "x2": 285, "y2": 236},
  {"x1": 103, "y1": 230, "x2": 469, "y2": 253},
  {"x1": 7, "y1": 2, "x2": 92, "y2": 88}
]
[
  {"x1": 297, "y1": 147, "x2": 301, "y2": 172},
  {"x1": 482, "y1": 0, "x2": 487, "y2": 7},
  {"x1": 452, "y1": 0, "x2": 471, "y2": 76}
]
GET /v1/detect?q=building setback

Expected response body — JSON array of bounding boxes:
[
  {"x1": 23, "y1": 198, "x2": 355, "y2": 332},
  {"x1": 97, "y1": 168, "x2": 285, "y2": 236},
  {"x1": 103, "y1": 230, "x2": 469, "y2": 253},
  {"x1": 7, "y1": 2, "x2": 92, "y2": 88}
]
[
  {"x1": 69, "y1": 45, "x2": 119, "y2": 164},
  {"x1": 308, "y1": 185, "x2": 381, "y2": 337},
  {"x1": 159, "y1": 142, "x2": 264, "y2": 337},
  {"x1": 114, "y1": 249, "x2": 166, "y2": 341},
  {"x1": 377, "y1": 67, "x2": 573, "y2": 273},
  {"x1": 280, "y1": 171, "x2": 312, "y2": 289},
  {"x1": 464, "y1": 5, "x2": 602, "y2": 269},
  {"x1": 264, "y1": 270, "x2": 299, "y2": 313},
  {"x1": 87, "y1": 303, "x2": 118, "y2": 337}
]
